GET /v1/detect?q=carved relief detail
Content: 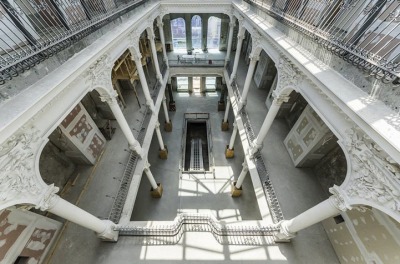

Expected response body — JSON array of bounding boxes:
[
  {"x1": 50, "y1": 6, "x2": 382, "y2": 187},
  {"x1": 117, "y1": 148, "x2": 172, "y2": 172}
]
[
  {"x1": 342, "y1": 127, "x2": 400, "y2": 215},
  {"x1": 275, "y1": 56, "x2": 299, "y2": 95},
  {"x1": 0, "y1": 127, "x2": 46, "y2": 207},
  {"x1": 85, "y1": 54, "x2": 113, "y2": 90}
]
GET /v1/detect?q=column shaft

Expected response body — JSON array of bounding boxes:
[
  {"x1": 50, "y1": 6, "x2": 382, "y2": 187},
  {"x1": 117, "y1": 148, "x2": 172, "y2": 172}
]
[
  {"x1": 228, "y1": 123, "x2": 238, "y2": 150},
  {"x1": 155, "y1": 122, "x2": 165, "y2": 150},
  {"x1": 157, "y1": 17, "x2": 169, "y2": 67},
  {"x1": 223, "y1": 100, "x2": 231, "y2": 123},
  {"x1": 162, "y1": 97, "x2": 170, "y2": 123},
  {"x1": 286, "y1": 198, "x2": 341, "y2": 234},
  {"x1": 225, "y1": 20, "x2": 236, "y2": 66},
  {"x1": 144, "y1": 166, "x2": 158, "y2": 190},
  {"x1": 230, "y1": 27, "x2": 245, "y2": 81},
  {"x1": 134, "y1": 57, "x2": 155, "y2": 111},
  {"x1": 147, "y1": 28, "x2": 162, "y2": 81},
  {"x1": 235, "y1": 163, "x2": 249, "y2": 188},
  {"x1": 240, "y1": 56, "x2": 258, "y2": 107}
]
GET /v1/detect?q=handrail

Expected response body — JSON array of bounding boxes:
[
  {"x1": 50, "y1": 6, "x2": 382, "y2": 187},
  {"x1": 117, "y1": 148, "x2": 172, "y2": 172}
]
[
  {"x1": 0, "y1": 0, "x2": 147, "y2": 84},
  {"x1": 246, "y1": 0, "x2": 400, "y2": 83}
]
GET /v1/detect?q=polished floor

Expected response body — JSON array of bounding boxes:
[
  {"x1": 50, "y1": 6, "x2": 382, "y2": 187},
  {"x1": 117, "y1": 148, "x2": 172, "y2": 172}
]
[{"x1": 45, "y1": 53, "x2": 339, "y2": 264}]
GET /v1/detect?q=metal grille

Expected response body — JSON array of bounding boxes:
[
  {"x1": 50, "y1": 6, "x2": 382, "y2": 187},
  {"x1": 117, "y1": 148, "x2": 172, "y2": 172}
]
[
  {"x1": 0, "y1": 0, "x2": 146, "y2": 84},
  {"x1": 247, "y1": 0, "x2": 400, "y2": 83},
  {"x1": 116, "y1": 213, "x2": 278, "y2": 245},
  {"x1": 189, "y1": 138, "x2": 204, "y2": 171}
]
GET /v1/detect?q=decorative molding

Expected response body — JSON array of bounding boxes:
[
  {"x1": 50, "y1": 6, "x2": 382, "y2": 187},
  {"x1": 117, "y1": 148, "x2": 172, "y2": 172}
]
[
  {"x1": 275, "y1": 56, "x2": 299, "y2": 96},
  {"x1": 99, "y1": 90, "x2": 118, "y2": 105},
  {"x1": 36, "y1": 184, "x2": 60, "y2": 211},
  {"x1": 341, "y1": 127, "x2": 400, "y2": 220},
  {"x1": 85, "y1": 54, "x2": 113, "y2": 90},
  {"x1": 329, "y1": 185, "x2": 352, "y2": 211},
  {"x1": 0, "y1": 127, "x2": 49, "y2": 209}
]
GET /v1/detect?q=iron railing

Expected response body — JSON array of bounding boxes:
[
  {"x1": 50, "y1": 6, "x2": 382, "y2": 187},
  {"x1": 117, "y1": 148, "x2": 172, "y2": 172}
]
[
  {"x1": 247, "y1": 0, "x2": 400, "y2": 83},
  {"x1": 169, "y1": 59, "x2": 225, "y2": 67},
  {"x1": 0, "y1": 0, "x2": 146, "y2": 84}
]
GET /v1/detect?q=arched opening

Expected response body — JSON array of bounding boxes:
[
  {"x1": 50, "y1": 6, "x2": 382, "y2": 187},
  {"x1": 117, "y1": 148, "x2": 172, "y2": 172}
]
[
  {"x1": 171, "y1": 17, "x2": 186, "y2": 50},
  {"x1": 191, "y1": 15, "x2": 202, "y2": 50},
  {"x1": 207, "y1": 16, "x2": 221, "y2": 50}
]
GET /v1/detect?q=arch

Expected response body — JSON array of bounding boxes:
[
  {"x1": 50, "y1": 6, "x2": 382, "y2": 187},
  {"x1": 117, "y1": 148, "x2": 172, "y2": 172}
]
[
  {"x1": 191, "y1": 15, "x2": 202, "y2": 49},
  {"x1": 171, "y1": 17, "x2": 186, "y2": 50},
  {"x1": 207, "y1": 16, "x2": 221, "y2": 50}
]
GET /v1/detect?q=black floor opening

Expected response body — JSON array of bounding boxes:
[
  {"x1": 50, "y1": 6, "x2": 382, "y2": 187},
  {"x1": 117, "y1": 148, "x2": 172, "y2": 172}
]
[{"x1": 184, "y1": 121, "x2": 210, "y2": 171}]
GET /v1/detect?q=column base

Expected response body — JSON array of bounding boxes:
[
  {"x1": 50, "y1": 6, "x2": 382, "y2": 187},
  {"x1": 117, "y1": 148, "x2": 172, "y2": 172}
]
[
  {"x1": 274, "y1": 220, "x2": 296, "y2": 242},
  {"x1": 151, "y1": 183, "x2": 163, "y2": 198},
  {"x1": 97, "y1": 220, "x2": 119, "y2": 242},
  {"x1": 225, "y1": 146, "x2": 234, "y2": 158},
  {"x1": 169, "y1": 102, "x2": 176, "y2": 111},
  {"x1": 218, "y1": 101, "x2": 225, "y2": 111},
  {"x1": 221, "y1": 121, "x2": 229, "y2": 131},
  {"x1": 164, "y1": 122, "x2": 173, "y2": 132},
  {"x1": 159, "y1": 146, "x2": 168, "y2": 160},
  {"x1": 231, "y1": 182, "x2": 242, "y2": 197}
]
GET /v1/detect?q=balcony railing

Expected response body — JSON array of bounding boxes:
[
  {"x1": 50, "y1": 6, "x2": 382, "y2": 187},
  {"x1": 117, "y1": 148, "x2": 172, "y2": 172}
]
[
  {"x1": 247, "y1": 0, "x2": 400, "y2": 83},
  {"x1": 0, "y1": 0, "x2": 146, "y2": 84}
]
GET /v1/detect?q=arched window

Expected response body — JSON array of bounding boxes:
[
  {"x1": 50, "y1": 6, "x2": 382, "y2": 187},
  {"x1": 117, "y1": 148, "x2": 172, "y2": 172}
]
[
  {"x1": 191, "y1": 15, "x2": 202, "y2": 49},
  {"x1": 171, "y1": 18, "x2": 186, "y2": 50},
  {"x1": 207, "y1": 17, "x2": 221, "y2": 50}
]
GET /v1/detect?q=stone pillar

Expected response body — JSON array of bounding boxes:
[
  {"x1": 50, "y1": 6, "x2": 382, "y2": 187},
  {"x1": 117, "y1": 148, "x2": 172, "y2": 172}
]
[
  {"x1": 185, "y1": 14, "x2": 192, "y2": 51},
  {"x1": 45, "y1": 194, "x2": 118, "y2": 241},
  {"x1": 202, "y1": 14, "x2": 208, "y2": 51},
  {"x1": 221, "y1": 99, "x2": 230, "y2": 131},
  {"x1": 144, "y1": 161, "x2": 163, "y2": 198},
  {"x1": 147, "y1": 27, "x2": 163, "y2": 81},
  {"x1": 230, "y1": 26, "x2": 245, "y2": 81},
  {"x1": 231, "y1": 161, "x2": 248, "y2": 197},
  {"x1": 167, "y1": 80, "x2": 176, "y2": 111},
  {"x1": 250, "y1": 94, "x2": 289, "y2": 156},
  {"x1": 275, "y1": 192, "x2": 348, "y2": 241},
  {"x1": 130, "y1": 47, "x2": 156, "y2": 113},
  {"x1": 238, "y1": 53, "x2": 260, "y2": 110},
  {"x1": 100, "y1": 92, "x2": 143, "y2": 158},
  {"x1": 218, "y1": 78, "x2": 225, "y2": 111},
  {"x1": 162, "y1": 96, "x2": 172, "y2": 132},
  {"x1": 225, "y1": 18, "x2": 236, "y2": 67},
  {"x1": 200, "y1": 77, "x2": 206, "y2": 93},
  {"x1": 155, "y1": 121, "x2": 168, "y2": 159},
  {"x1": 156, "y1": 16, "x2": 169, "y2": 68},
  {"x1": 225, "y1": 122, "x2": 237, "y2": 158},
  {"x1": 188, "y1": 77, "x2": 193, "y2": 93}
]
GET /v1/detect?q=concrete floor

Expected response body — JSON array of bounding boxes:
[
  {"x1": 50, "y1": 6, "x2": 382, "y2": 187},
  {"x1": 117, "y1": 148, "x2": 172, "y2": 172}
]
[{"x1": 45, "y1": 52, "x2": 339, "y2": 264}]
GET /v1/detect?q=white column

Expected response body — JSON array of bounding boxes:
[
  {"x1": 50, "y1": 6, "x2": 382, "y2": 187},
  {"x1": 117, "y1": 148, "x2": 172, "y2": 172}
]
[
  {"x1": 130, "y1": 48, "x2": 156, "y2": 113},
  {"x1": 100, "y1": 92, "x2": 143, "y2": 157},
  {"x1": 162, "y1": 96, "x2": 170, "y2": 124},
  {"x1": 200, "y1": 77, "x2": 206, "y2": 93},
  {"x1": 143, "y1": 161, "x2": 159, "y2": 190},
  {"x1": 223, "y1": 99, "x2": 231, "y2": 123},
  {"x1": 225, "y1": 19, "x2": 236, "y2": 66},
  {"x1": 276, "y1": 196, "x2": 345, "y2": 240},
  {"x1": 250, "y1": 95, "x2": 289, "y2": 155},
  {"x1": 155, "y1": 121, "x2": 165, "y2": 150},
  {"x1": 230, "y1": 26, "x2": 245, "y2": 81},
  {"x1": 156, "y1": 16, "x2": 169, "y2": 68},
  {"x1": 45, "y1": 194, "x2": 117, "y2": 241},
  {"x1": 239, "y1": 53, "x2": 260, "y2": 110},
  {"x1": 235, "y1": 161, "x2": 249, "y2": 189},
  {"x1": 147, "y1": 27, "x2": 162, "y2": 81},
  {"x1": 228, "y1": 122, "x2": 238, "y2": 150}
]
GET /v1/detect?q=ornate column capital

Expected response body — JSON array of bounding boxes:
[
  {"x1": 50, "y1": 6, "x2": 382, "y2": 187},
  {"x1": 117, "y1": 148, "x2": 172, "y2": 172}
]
[
  {"x1": 272, "y1": 91, "x2": 290, "y2": 105},
  {"x1": 157, "y1": 20, "x2": 164, "y2": 28},
  {"x1": 36, "y1": 184, "x2": 60, "y2": 211},
  {"x1": 155, "y1": 121, "x2": 160, "y2": 129},
  {"x1": 329, "y1": 185, "x2": 352, "y2": 211},
  {"x1": 275, "y1": 57, "x2": 299, "y2": 96},
  {"x1": 242, "y1": 161, "x2": 249, "y2": 171},
  {"x1": 249, "y1": 53, "x2": 260, "y2": 62},
  {"x1": 85, "y1": 54, "x2": 113, "y2": 90},
  {"x1": 0, "y1": 127, "x2": 56, "y2": 210},
  {"x1": 229, "y1": 21, "x2": 236, "y2": 28},
  {"x1": 339, "y1": 127, "x2": 400, "y2": 221},
  {"x1": 143, "y1": 160, "x2": 151, "y2": 172},
  {"x1": 99, "y1": 90, "x2": 118, "y2": 106}
]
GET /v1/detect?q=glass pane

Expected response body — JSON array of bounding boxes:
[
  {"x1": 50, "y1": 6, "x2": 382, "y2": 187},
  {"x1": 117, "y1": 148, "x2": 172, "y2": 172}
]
[
  {"x1": 191, "y1": 15, "x2": 202, "y2": 49},
  {"x1": 171, "y1": 18, "x2": 186, "y2": 50},
  {"x1": 207, "y1": 17, "x2": 221, "y2": 49}
]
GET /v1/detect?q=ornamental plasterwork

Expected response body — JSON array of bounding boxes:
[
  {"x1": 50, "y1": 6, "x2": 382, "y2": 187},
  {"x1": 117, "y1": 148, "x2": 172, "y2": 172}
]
[
  {"x1": 275, "y1": 57, "x2": 299, "y2": 96},
  {"x1": 85, "y1": 54, "x2": 113, "y2": 90},
  {"x1": 341, "y1": 127, "x2": 400, "y2": 218},
  {"x1": 0, "y1": 127, "x2": 48, "y2": 209}
]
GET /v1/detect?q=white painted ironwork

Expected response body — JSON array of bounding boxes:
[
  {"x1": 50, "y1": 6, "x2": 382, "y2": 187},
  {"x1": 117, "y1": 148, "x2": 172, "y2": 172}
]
[{"x1": 190, "y1": 138, "x2": 204, "y2": 171}]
